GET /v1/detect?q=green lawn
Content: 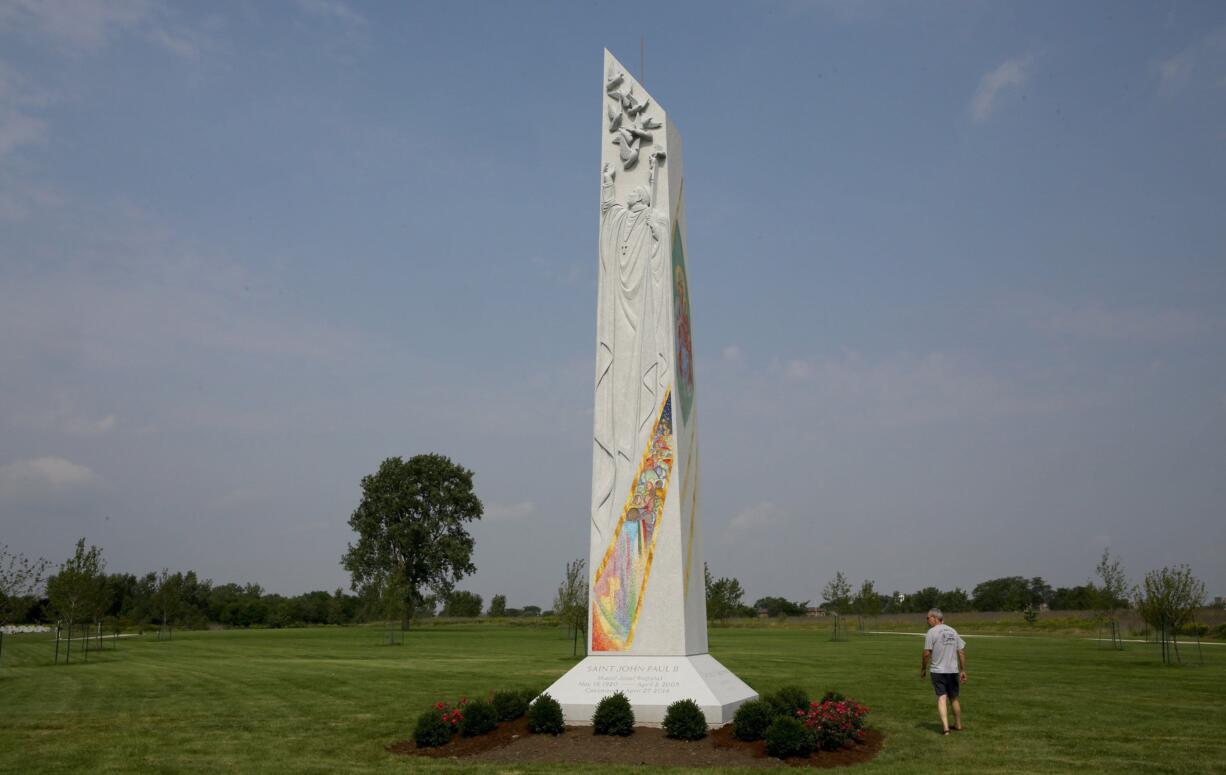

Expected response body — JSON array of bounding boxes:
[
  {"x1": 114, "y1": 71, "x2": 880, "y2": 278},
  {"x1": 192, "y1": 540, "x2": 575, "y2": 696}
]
[{"x1": 1, "y1": 624, "x2": 1222, "y2": 773}]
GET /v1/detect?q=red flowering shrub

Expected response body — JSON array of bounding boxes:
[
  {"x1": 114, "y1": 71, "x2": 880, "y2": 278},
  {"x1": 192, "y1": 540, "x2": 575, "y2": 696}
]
[
  {"x1": 434, "y1": 697, "x2": 469, "y2": 730},
  {"x1": 797, "y1": 698, "x2": 869, "y2": 751}
]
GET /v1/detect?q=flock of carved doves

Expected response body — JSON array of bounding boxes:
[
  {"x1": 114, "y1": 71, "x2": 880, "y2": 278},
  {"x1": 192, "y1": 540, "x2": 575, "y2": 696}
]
[{"x1": 606, "y1": 66, "x2": 664, "y2": 171}]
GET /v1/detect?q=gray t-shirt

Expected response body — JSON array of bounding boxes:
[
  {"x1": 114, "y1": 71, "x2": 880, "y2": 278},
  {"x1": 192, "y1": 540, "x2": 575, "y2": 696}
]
[{"x1": 924, "y1": 623, "x2": 965, "y2": 674}]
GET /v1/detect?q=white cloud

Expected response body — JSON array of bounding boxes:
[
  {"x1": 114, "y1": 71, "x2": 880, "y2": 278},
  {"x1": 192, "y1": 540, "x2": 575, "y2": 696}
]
[
  {"x1": 294, "y1": 0, "x2": 366, "y2": 27},
  {"x1": 0, "y1": 456, "x2": 102, "y2": 499},
  {"x1": 0, "y1": 111, "x2": 45, "y2": 161},
  {"x1": 764, "y1": 350, "x2": 1084, "y2": 427},
  {"x1": 0, "y1": 60, "x2": 53, "y2": 168},
  {"x1": 781, "y1": 0, "x2": 885, "y2": 24},
  {"x1": 723, "y1": 501, "x2": 784, "y2": 544},
  {"x1": 1157, "y1": 55, "x2": 1190, "y2": 87},
  {"x1": 485, "y1": 501, "x2": 538, "y2": 522},
  {"x1": 0, "y1": 181, "x2": 63, "y2": 221},
  {"x1": 783, "y1": 358, "x2": 815, "y2": 380},
  {"x1": 1028, "y1": 301, "x2": 1215, "y2": 342},
  {"x1": 0, "y1": 1, "x2": 208, "y2": 60},
  {"x1": 721, "y1": 344, "x2": 742, "y2": 363},
  {"x1": 0, "y1": 0, "x2": 152, "y2": 51},
  {"x1": 1154, "y1": 26, "x2": 1226, "y2": 95},
  {"x1": 970, "y1": 55, "x2": 1033, "y2": 123},
  {"x1": 62, "y1": 414, "x2": 117, "y2": 435},
  {"x1": 148, "y1": 26, "x2": 199, "y2": 59},
  {"x1": 0, "y1": 202, "x2": 362, "y2": 369}
]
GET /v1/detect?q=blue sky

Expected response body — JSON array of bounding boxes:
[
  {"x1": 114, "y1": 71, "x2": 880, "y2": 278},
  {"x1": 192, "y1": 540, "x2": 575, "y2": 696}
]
[{"x1": 1, "y1": 0, "x2": 1223, "y2": 607}]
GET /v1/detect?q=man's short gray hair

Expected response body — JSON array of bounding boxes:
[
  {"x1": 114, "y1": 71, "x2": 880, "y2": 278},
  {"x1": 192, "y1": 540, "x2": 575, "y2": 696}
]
[{"x1": 927, "y1": 608, "x2": 944, "y2": 622}]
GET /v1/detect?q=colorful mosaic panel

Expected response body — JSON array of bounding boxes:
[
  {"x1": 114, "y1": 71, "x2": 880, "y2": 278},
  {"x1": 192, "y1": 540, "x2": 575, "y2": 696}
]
[
  {"x1": 591, "y1": 393, "x2": 674, "y2": 651},
  {"x1": 672, "y1": 223, "x2": 695, "y2": 424}
]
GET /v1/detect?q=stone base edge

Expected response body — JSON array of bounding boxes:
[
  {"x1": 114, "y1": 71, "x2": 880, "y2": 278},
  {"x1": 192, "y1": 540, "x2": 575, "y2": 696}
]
[{"x1": 541, "y1": 653, "x2": 758, "y2": 725}]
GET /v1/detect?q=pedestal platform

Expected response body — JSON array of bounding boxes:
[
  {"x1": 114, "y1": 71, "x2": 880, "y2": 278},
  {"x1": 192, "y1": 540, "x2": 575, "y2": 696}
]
[{"x1": 543, "y1": 653, "x2": 758, "y2": 726}]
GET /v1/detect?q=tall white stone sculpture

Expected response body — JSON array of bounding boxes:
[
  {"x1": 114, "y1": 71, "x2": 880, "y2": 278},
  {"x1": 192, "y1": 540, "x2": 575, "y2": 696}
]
[{"x1": 543, "y1": 50, "x2": 757, "y2": 726}]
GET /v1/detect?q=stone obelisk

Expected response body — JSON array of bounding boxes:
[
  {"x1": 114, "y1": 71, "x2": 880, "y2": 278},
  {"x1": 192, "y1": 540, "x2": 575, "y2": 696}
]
[{"x1": 543, "y1": 49, "x2": 757, "y2": 726}]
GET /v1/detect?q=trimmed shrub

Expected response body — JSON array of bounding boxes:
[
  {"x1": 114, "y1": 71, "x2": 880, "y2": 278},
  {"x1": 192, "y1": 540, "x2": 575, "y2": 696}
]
[
  {"x1": 821, "y1": 690, "x2": 846, "y2": 703},
  {"x1": 592, "y1": 691, "x2": 635, "y2": 736},
  {"x1": 766, "y1": 685, "x2": 810, "y2": 718},
  {"x1": 492, "y1": 689, "x2": 531, "y2": 721},
  {"x1": 413, "y1": 709, "x2": 453, "y2": 748},
  {"x1": 1211, "y1": 623, "x2": 1226, "y2": 640},
  {"x1": 517, "y1": 687, "x2": 540, "y2": 707},
  {"x1": 662, "y1": 698, "x2": 707, "y2": 741},
  {"x1": 764, "y1": 716, "x2": 816, "y2": 759},
  {"x1": 458, "y1": 699, "x2": 498, "y2": 737},
  {"x1": 527, "y1": 693, "x2": 565, "y2": 735},
  {"x1": 732, "y1": 699, "x2": 775, "y2": 741}
]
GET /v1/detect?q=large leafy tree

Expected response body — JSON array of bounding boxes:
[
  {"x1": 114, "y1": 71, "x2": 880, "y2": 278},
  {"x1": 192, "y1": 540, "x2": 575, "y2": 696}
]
[{"x1": 341, "y1": 454, "x2": 483, "y2": 630}]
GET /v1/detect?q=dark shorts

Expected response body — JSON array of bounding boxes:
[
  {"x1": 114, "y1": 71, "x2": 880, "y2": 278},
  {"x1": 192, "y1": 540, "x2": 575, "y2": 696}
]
[{"x1": 931, "y1": 672, "x2": 960, "y2": 698}]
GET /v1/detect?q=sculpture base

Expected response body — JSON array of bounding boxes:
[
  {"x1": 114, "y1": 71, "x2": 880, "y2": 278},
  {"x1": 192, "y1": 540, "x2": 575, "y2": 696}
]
[{"x1": 542, "y1": 653, "x2": 758, "y2": 726}]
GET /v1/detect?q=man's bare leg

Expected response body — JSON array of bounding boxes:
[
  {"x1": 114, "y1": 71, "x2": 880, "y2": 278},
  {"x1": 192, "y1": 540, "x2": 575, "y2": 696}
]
[
  {"x1": 951, "y1": 698, "x2": 962, "y2": 730},
  {"x1": 936, "y1": 695, "x2": 950, "y2": 734}
]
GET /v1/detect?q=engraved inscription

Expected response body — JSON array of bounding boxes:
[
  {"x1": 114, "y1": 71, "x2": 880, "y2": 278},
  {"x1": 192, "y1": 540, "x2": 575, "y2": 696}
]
[{"x1": 574, "y1": 662, "x2": 683, "y2": 696}]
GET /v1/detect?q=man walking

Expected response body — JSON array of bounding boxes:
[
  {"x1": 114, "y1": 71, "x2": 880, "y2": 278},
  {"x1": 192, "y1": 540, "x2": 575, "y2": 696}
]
[{"x1": 920, "y1": 608, "x2": 966, "y2": 735}]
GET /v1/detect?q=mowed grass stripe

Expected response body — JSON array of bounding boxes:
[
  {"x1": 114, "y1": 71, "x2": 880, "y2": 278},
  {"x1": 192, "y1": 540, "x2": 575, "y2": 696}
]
[{"x1": 1, "y1": 625, "x2": 1223, "y2": 774}]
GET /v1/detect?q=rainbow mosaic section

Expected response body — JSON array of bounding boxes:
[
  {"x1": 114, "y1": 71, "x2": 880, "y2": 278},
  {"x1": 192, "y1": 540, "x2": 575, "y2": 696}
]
[
  {"x1": 591, "y1": 393, "x2": 674, "y2": 651},
  {"x1": 672, "y1": 222, "x2": 695, "y2": 424}
]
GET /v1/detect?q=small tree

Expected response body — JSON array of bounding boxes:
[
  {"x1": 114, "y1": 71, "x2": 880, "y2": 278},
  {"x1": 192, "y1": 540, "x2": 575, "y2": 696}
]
[
  {"x1": 153, "y1": 569, "x2": 182, "y2": 639},
  {"x1": 341, "y1": 454, "x2": 483, "y2": 630},
  {"x1": 488, "y1": 594, "x2": 507, "y2": 617},
  {"x1": 822, "y1": 571, "x2": 852, "y2": 614},
  {"x1": 0, "y1": 545, "x2": 49, "y2": 664},
  {"x1": 704, "y1": 563, "x2": 746, "y2": 622},
  {"x1": 851, "y1": 579, "x2": 882, "y2": 617},
  {"x1": 46, "y1": 539, "x2": 105, "y2": 664},
  {"x1": 1135, "y1": 564, "x2": 1206, "y2": 665},
  {"x1": 553, "y1": 558, "x2": 587, "y2": 655},
  {"x1": 1096, "y1": 549, "x2": 1129, "y2": 626}
]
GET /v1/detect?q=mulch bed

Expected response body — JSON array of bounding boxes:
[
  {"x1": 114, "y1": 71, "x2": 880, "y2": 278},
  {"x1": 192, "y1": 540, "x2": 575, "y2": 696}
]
[{"x1": 388, "y1": 718, "x2": 883, "y2": 769}]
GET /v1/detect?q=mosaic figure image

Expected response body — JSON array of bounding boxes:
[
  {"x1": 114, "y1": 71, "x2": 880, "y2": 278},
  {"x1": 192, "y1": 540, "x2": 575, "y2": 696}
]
[{"x1": 591, "y1": 393, "x2": 674, "y2": 651}]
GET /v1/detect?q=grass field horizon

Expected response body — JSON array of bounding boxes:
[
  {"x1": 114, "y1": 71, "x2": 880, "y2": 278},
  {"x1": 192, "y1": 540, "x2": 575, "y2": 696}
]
[{"x1": 2, "y1": 623, "x2": 1223, "y2": 773}]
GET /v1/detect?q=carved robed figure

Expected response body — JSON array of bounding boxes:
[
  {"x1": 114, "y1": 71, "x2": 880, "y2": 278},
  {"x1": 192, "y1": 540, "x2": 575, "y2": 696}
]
[{"x1": 592, "y1": 157, "x2": 670, "y2": 545}]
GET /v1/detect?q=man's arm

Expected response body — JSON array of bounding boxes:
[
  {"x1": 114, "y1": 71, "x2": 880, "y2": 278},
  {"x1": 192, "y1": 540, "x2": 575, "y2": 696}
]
[
  {"x1": 920, "y1": 649, "x2": 931, "y2": 677},
  {"x1": 957, "y1": 649, "x2": 967, "y2": 682},
  {"x1": 600, "y1": 163, "x2": 616, "y2": 214}
]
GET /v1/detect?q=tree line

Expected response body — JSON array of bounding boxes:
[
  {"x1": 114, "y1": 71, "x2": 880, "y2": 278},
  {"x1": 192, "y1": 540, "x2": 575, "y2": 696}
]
[
  {"x1": 706, "y1": 550, "x2": 1214, "y2": 639},
  {"x1": 0, "y1": 539, "x2": 583, "y2": 638}
]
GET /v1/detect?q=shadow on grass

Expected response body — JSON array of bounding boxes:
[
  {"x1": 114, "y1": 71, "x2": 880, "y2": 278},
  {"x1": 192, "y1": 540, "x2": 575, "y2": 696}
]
[{"x1": 915, "y1": 721, "x2": 948, "y2": 735}]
